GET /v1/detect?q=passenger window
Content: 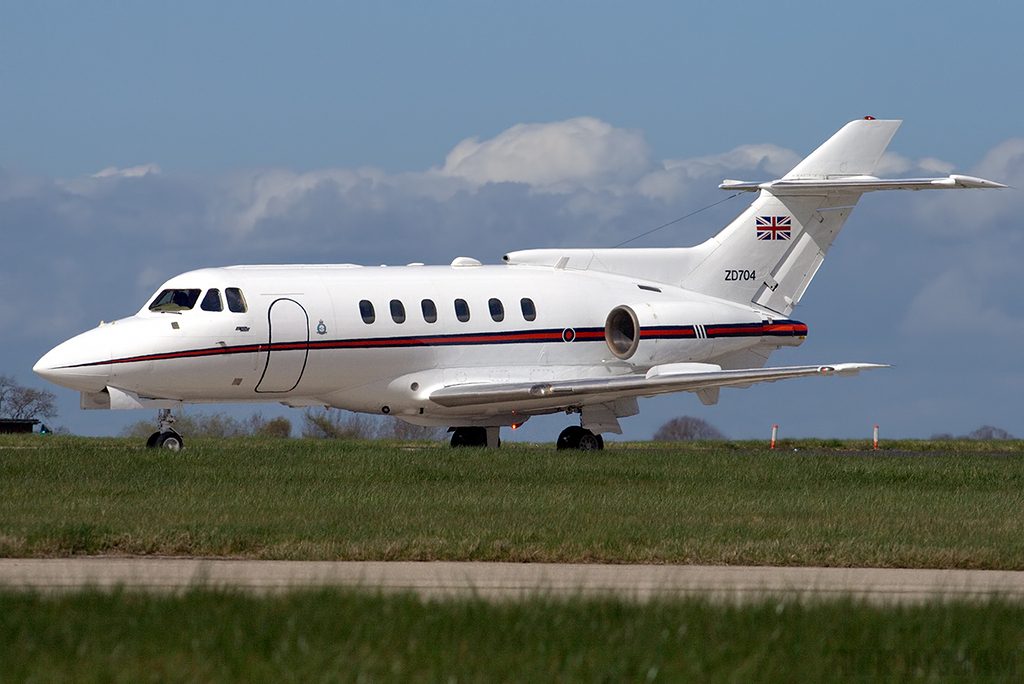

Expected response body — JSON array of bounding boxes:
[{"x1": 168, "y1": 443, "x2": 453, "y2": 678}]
[
  {"x1": 454, "y1": 299, "x2": 470, "y2": 323},
  {"x1": 359, "y1": 300, "x2": 375, "y2": 324},
  {"x1": 390, "y1": 299, "x2": 406, "y2": 324},
  {"x1": 149, "y1": 289, "x2": 201, "y2": 312},
  {"x1": 200, "y1": 289, "x2": 223, "y2": 312},
  {"x1": 521, "y1": 298, "x2": 536, "y2": 321},
  {"x1": 225, "y1": 288, "x2": 247, "y2": 313},
  {"x1": 488, "y1": 298, "x2": 504, "y2": 322},
  {"x1": 421, "y1": 299, "x2": 437, "y2": 323}
]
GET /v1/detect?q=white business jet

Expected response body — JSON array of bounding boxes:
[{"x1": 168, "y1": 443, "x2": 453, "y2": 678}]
[{"x1": 34, "y1": 119, "x2": 1004, "y2": 449}]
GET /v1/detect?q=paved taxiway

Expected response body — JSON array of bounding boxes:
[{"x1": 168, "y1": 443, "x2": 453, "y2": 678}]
[{"x1": 2, "y1": 559, "x2": 1024, "y2": 604}]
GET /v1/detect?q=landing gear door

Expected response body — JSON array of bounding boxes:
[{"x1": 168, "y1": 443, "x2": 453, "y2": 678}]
[{"x1": 255, "y1": 298, "x2": 310, "y2": 393}]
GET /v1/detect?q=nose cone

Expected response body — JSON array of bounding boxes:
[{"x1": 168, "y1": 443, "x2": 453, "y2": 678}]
[{"x1": 34, "y1": 326, "x2": 113, "y2": 392}]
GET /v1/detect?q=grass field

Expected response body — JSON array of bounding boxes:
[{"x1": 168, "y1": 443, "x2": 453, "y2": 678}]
[
  {"x1": 2, "y1": 434, "x2": 1023, "y2": 568},
  {"x1": 3, "y1": 589, "x2": 1024, "y2": 683},
  {"x1": 4, "y1": 435, "x2": 1024, "y2": 681}
]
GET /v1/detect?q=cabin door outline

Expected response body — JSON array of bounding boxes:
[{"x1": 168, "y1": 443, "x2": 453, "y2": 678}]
[{"x1": 255, "y1": 298, "x2": 310, "y2": 393}]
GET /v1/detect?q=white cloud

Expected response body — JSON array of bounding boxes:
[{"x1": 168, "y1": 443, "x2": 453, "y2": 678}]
[
  {"x1": 202, "y1": 119, "x2": 809, "y2": 239},
  {"x1": 200, "y1": 119, "x2": 663, "y2": 235},
  {"x1": 874, "y1": 152, "x2": 955, "y2": 177},
  {"x1": 437, "y1": 117, "x2": 652, "y2": 192},
  {"x1": 904, "y1": 138, "x2": 1024, "y2": 236},
  {"x1": 902, "y1": 240, "x2": 1024, "y2": 337},
  {"x1": 0, "y1": 170, "x2": 52, "y2": 202},
  {"x1": 636, "y1": 144, "x2": 799, "y2": 201},
  {"x1": 91, "y1": 163, "x2": 161, "y2": 179},
  {"x1": 974, "y1": 137, "x2": 1024, "y2": 183}
]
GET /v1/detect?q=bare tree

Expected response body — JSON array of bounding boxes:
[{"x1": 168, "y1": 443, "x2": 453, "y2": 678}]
[
  {"x1": 121, "y1": 411, "x2": 291, "y2": 438},
  {"x1": 117, "y1": 406, "x2": 436, "y2": 441},
  {"x1": 301, "y1": 408, "x2": 380, "y2": 439},
  {"x1": 931, "y1": 426, "x2": 1015, "y2": 441},
  {"x1": 968, "y1": 425, "x2": 1015, "y2": 440},
  {"x1": 653, "y1": 416, "x2": 727, "y2": 442},
  {"x1": 301, "y1": 408, "x2": 441, "y2": 440},
  {"x1": 382, "y1": 418, "x2": 443, "y2": 441},
  {"x1": 0, "y1": 375, "x2": 57, "y2": 421},
  {"x1": 256, "y1": 416, "x2": 292, "y2": 438}
]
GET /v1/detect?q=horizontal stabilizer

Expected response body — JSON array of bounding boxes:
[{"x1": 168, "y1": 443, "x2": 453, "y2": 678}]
[
  {"x1": 720, "y1": 174, "x2": 1007, "y2": 194},
  {"x1": 429, "y1": 363, "x2": 888, "y2": 409}
]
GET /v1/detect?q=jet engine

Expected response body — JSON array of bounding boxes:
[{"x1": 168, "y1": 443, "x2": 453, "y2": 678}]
[
  {"x1": 604, "y1": 305, "x2": 641, "y2": 359},
  {"x1": 603, "y1": 300, "x2": 777, "y2": 367}
]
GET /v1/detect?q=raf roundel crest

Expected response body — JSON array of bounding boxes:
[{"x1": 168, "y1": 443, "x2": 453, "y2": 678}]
[{"x1": 317, "y1": 320, "x2": 327, "y2": 335}]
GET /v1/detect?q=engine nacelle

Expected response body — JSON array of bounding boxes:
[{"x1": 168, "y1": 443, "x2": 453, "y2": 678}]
[
  {"x1": 604, "y1": 305, "x2": 642, "y2": 360},
  {"x1": 603, "y1": 300, "x2": 779, "y2": 367}
]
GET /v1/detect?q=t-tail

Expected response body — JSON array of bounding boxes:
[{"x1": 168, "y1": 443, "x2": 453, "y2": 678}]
[
  {"x1": 681, "y1": 118, "x2": 1004, "y2": 315},
  {"x1": 504, "y1": 117, "x2": 1004, "y2": 316}
]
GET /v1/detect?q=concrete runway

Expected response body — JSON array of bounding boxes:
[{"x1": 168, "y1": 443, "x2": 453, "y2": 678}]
[{"x1": 2, "y1": 558, "x2": 1024, "y2": 604}]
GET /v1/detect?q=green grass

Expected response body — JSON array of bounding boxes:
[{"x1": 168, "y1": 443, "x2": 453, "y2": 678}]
[
  {"x1": 2, "y1": 435, "x2": 1024, "y2": 567},
  {"x1": 2, "y1": 589, "x2": 1023, "y2": 683}
]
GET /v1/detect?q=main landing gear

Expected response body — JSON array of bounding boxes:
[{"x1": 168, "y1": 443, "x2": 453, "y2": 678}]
[
  {"x1": 146, "y1": 408, "x2": 184, "y2": 451},
  {"x1": 449, "y1": 426, "x2": 500, "y2": 448},
  {"x1": 448, "y1": 425, "x2": 604, "y2": 450},
  {"x1": 556, "y1": 426, "x2": 604, "y2": 451}
]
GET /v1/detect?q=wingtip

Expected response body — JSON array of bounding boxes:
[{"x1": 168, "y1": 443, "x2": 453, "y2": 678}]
[
  {"x1": 824, "y1": 363, "x2": 890, "y2": 377},
  {"x1": 948, "y1": 174, "x2": 1008, "y2": 189},
  {"x1": 718, "y1": 179, "x2": 761, "y2": 192}
]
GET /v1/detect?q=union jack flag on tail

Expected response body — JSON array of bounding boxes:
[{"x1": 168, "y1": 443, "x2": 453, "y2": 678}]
[{"x1": 756, "y1": 216, "x2": 791, "y2": 241}]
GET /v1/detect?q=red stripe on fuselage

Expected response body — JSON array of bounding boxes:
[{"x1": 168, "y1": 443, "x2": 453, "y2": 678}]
[{"x1": 62, "y1": 320, "x2": 806, "y2": 369}]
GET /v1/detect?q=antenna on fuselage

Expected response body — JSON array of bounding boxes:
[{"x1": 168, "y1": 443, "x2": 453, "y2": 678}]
[{"x1": 612, "y1": 192, "x2": 742, "y2": 248}]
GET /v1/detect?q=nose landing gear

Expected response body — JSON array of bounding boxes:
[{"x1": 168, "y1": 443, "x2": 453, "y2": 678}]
[{"x1": 146, "y1": 408, "x2": 184, "y2": 450}]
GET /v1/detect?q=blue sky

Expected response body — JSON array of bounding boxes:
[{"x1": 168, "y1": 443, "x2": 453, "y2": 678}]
[{"x1": 2, "y1": 1, "x2": 1022, "y2": 441}]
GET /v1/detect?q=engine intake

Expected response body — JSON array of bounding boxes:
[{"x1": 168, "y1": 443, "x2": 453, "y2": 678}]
[{"x1": 605, "y1": 306, "x2": 640, "y2": 359}]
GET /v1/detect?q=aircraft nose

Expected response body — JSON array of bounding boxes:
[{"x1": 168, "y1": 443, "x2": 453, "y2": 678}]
[{"x1": 34, "y1": 327, "x2": 112, "y2": 392}]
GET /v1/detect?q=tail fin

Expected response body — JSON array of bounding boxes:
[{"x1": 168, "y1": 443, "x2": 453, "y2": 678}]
[
  {"x1": 680, "y1": 118, "x2": 1003, "y2": 315},
  {"x1": 781, "y1": 117, "x2": 900, "y2": 180},
  {"x1": 503, "y1": 119, "x2": 1003, "y2": 312}
]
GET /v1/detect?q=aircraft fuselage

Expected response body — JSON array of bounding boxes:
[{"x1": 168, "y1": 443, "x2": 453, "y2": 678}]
[{"x1": 35, "y1": 262, "x2": 805, "y2": 427}]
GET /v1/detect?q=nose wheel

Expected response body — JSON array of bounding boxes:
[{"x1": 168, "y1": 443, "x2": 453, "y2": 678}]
[
  {"x1": 146, "y1": 408, "x2": 184, "y2": 451},
  {"x1": 556, "y1": 426, "x2": 604, "y2": 451}
]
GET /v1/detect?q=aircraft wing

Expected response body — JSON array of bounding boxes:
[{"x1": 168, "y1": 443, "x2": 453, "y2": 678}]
[{"x1": 428, "y1": 362, "x2": 887, "y2": 409}]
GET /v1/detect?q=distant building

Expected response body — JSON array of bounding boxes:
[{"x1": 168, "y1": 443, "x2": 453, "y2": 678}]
[{"x1": 0, "y1": 419, "x2": 41, "y2": 434}]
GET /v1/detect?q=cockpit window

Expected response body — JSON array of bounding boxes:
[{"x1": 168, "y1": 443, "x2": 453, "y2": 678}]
[
  {"x1": 225, "y1": 288, "x2": 247, "y2": 313},
  {"x1": 149, "y1": 289, "x2": 201, "y2": 312},
  {"x1": 200, "y1": 289, "x2": 223, "y2": 312}
]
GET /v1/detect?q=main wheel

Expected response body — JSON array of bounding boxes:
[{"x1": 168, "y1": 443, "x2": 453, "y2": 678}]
[
  {"x1": 577, "y1": 430, "x2": 604, "y2": 451},
  {"x1": 557, "y1": 426, "x2": 604, "y2": 450},
  {"x1": 450, "y1": 427, "x2": 487, "y2": 447},
  {"x1": 155, "y1": 431, "x2": 184, "y2": 451},
  {"x1": 556, "y1": 426, "x2": 583, "y2": 450},
  {"x1": 146, "y1": 432, "x2": 161, "y2": 448}
]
